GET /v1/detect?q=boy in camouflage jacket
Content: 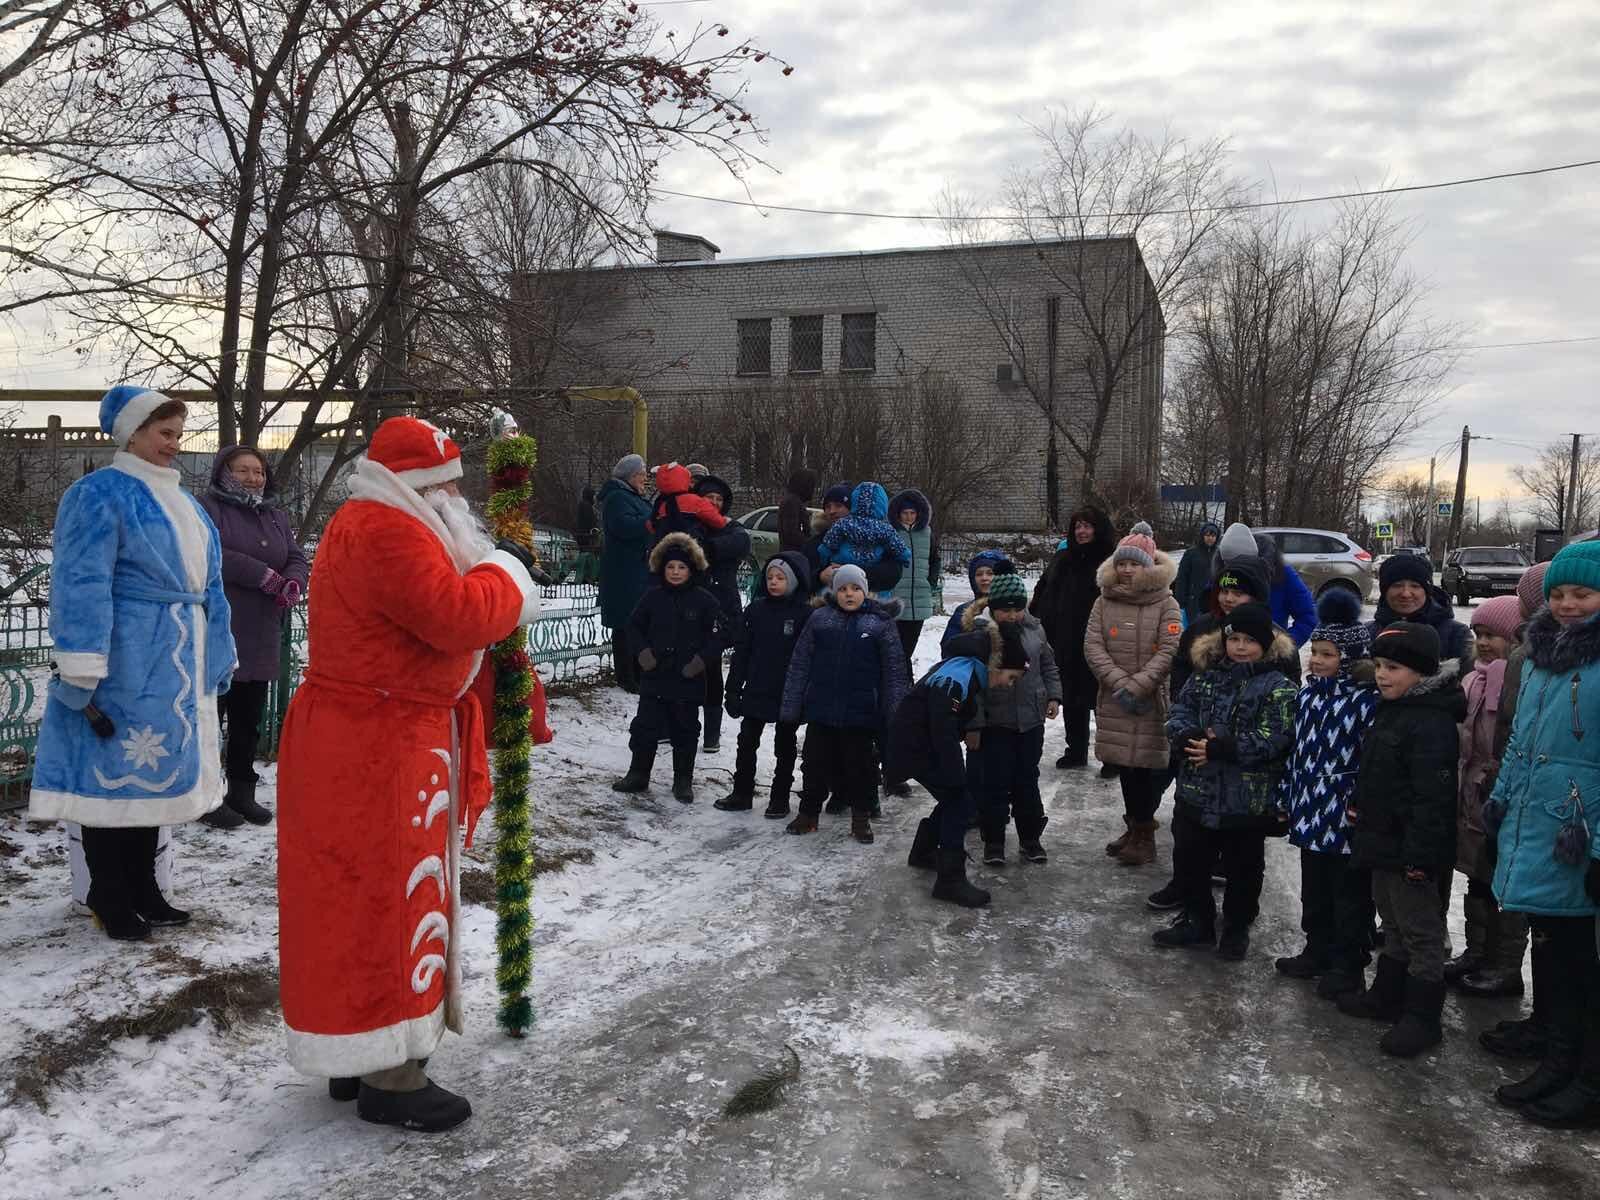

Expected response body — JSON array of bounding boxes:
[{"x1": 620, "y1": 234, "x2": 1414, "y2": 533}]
[{"x1": 1156, "y1": 602, "x2": 1297, "y2": 961}]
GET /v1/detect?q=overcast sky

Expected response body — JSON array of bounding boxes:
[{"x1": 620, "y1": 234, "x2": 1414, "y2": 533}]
[
  {"x1": 7, "y1": 1, "x2": 1598, "y2": 511},
  {"x1": 642, "y1": 0, "x2": 1600, "y2": 508}
]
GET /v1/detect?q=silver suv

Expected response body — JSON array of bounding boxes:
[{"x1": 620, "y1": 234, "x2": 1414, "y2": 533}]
[{"x1": 1253, "y1": 527, "x2": 1377, "y2": 605}]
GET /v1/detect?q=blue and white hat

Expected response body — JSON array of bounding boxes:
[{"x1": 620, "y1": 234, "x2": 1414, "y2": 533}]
[{"x1": 99, "y1": 385, "x2": 177, "y2": 447}]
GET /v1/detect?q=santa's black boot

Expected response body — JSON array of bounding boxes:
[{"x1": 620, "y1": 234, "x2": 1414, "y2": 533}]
[
  {"x1": 931, "y1": 847, "x2": 990, "y2": 908},
  {"x1": 357, "y1": 1075, "x2": 471, "y2": 1132},
  {"x1": 329, "y1": 1078, "x2": 359, "y2": 1102},
  {"x1": 611, "y1": 748, "x2": 654, "y2": 793},
  {"x1": 671, "y1": 746, "x2": 696, "y2": 803}
]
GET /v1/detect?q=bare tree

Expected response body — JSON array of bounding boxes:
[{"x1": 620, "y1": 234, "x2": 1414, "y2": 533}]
[
  {"x1": 1380, "y1": 473, "x2": 1434, "y2": 546},
  {"x1": 944, "y1": 106, "x2": 1243, "y2": 516},
  {"x1": 1, "y1": 0, "x2": 789, "y2": 532},
  {"x1": 887, "y1": 369, "x2": 1011, "y2": 530},
  {"x1": 1511, "y1": 438, "x2": 1600, "y2": 532},
  {"x1": 1181, "y1": 197, "x2": 1457, "y2": 530}
]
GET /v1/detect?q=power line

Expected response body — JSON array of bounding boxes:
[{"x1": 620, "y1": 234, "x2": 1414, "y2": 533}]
[
  {"x1": 1462, "y1": 334, "x2": 1600, "y2": 350},
  {"x1": 655, "y1": 156, "x2": 1600, "y2": 223}
]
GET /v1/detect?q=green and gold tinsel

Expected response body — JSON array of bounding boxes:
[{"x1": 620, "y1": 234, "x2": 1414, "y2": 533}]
[{"x1": 487, "y1": 433, "x2": 538, "y2": 1036}]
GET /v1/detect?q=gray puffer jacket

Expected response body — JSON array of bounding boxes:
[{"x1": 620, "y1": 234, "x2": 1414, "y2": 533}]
[{"x1": 961, "y1": 601, "x2": 1062, "y2": 732}]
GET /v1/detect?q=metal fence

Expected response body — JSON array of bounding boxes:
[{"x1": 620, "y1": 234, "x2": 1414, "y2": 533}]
[{"x1": 0, "y1": 531, "x2": 613, "y2": 812}]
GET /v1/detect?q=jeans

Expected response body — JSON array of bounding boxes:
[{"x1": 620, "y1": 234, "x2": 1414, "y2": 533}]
[
  {"x1": 1172, "y1": 807, "x2": 1266, "y2": 932},
  {"x1": 797, "y1": 725, "x2": 879, "y2": 816},
  {"x1": 1299, "y1": 849, "x2": 1374, "y2": 969},
  {"x1": 1372, "y1": 867, "x2": 1449, "y2": 982},
  {"x1": 927, "y1": 783, "x2": 975, "y2": 851},
  {"x1": 976, "y1": 725, "x2": 1047, "y2": 843},
  {"x1": 732, "y1": 718, "x2": 799, "y2": 802},
  {"x1": 217, "y1": 679, "x2": 269, "y2": 783}
]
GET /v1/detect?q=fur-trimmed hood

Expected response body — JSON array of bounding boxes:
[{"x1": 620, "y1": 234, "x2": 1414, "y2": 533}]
[
  {"x1": 1399, "y1": 656, "x2": 1463, "y2": 700},
  {"x1": 960, "y1": 598, "x2": 1042, "y2": 637},
  {"x1": 1524, "y1": 607, "x2": 1600, "y2": 673},
  {"x1": 1190, "y1": 626, "x2": 1297, "y2": 671},
  {"x1": 1095, "y1": 548, "x2": 1179, "y2": 603},
  {"x1": 647, "y1": 530, "x2": 708, "y2": 574},
  {"x1": 943, "y1": 621, "x2": 1006, "y2": 675},
  {"x1": 693, "y1": 472, "x2": 734, "y2": 513},
  {"x1": 888, "y1": 488, "x2": 932, "y2": 532},
  {"x1": 766, "y1": 549, "x2": 813, "y2": 595},
  {"x1": 811, "y1": 591, "x2": 903, "y2": 620}
]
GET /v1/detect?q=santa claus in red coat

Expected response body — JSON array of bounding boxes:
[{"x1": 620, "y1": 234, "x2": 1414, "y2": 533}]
[{"x1": 276, "y1": 416, "x2": 539, "y2": 1132}]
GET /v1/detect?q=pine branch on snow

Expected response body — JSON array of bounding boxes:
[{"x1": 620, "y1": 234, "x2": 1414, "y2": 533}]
[{"x1": 722, "y1": 1044, "x2": 801, "y2": 1118}]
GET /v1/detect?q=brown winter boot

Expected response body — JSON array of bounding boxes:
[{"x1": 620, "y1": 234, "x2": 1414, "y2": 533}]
[
  {"x1": 1116, "y1": 820, "x2": 1159, "y2": 867},
  {"x1": 1105, "y1": 815, "x2": 1133, "y2": 857}
]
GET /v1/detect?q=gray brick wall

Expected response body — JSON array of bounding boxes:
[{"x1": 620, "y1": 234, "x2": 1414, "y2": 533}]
[{"x1": 532, "y1": 238, "x2": 1163, "y2": 530}]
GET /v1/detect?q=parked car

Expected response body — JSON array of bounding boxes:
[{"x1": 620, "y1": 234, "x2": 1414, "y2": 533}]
[
  {"x1": 1253, "y1": 527, "x2": 1377, "y2": 604},
  {"x1": 736, "y1": 505, "x2": 821, "y2": 588},
  {"x1": 1441, "y1": 545, "x2": 1530, "y2": 605}
]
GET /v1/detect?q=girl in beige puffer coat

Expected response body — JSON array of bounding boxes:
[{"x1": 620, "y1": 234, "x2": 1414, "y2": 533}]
[{"x1": 1083, "y1": 531, "x2": 1182, "y2": 865}]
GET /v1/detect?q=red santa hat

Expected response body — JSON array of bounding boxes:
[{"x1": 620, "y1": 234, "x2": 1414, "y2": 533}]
[{"x1": 366, "y1": 416, "x2": 463, "y2": 490}]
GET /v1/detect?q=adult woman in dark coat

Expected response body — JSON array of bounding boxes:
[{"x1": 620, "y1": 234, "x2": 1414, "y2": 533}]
[
  {"x1": 1029, "y1": 506, "x2": 1116, "y2": 769},
  {"x1": 197, "y1": 445, "x2": 309, "y2": 827},
  {"x1": 692, "y1": 472, "x2": 752, "y2": 752},
  {"x1": 598, "y1": 454, "x2": 652, "y2": 693}
]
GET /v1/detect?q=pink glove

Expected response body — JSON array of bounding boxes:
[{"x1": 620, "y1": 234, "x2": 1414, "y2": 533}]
[
  {"x1": 276, "y1": 578, "x2": 303, "y2": 609},
  {"x1": 260, "y1": 568, "x2": 288, "y2": 597}
]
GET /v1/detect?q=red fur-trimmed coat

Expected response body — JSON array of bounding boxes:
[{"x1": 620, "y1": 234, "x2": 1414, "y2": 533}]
[{"x1": 276, "y1": 463, "x2": 537, "y2": 1078}]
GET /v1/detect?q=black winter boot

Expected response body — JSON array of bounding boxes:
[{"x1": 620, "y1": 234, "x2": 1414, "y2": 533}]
[
  {"x1": 356, "y1": 1080, "x2": 472, "y2": 1132},
  {"x1": 713, "y1": 791, "x2": 753, "y2": 812},
  {"x1": 1152, "y1": 912, "x2": 1216, "y2": 950},
  {"x1": 198, "y1": 802, "x2": 245, "y2": 830},
  {"x1": 223, "y1": 776, "x2": 273, "y2": 826},
  {"x1": 1521, "y1": 992, "x2": 1600, "y2": 1128},
  {"x1": 1460, "y1": 908, "x2": 1528, "y2": 997},
  {"x1": 1275, "y1": 944, "x2": 1331, "y2": 979},
  {"x1": 611, "y1": 749, "x2": 654, "y2": 793},
  {"x1": 329, "y1": 1077, "x2": 359, "y2": 1102},
  {"x1": 1380, "y1": 976, "x2": 1446, "y2": 1057},
  {"x1": 982, "y1": 839, "x2": 1005, "y2": 866},
  {"x1": 1216, "y1": 926, "x2": 1250, "y2": 962},
  {"x1": 1496, "y1": 956, "x2": 1581, "y2": 1108},
  {"x1": 1316, "y1": 967, "x2": 1365, "y2": 1002},
  {"x1": 129, "y1": 826, "x2": 189, "y2": 927},
  {"x1": 931, "y1": 848, "x2": 990, "y2": 908},
  {"x1": 824, "y1": 795, "x2": 847, "y2": 815},
  {"x1": 1481, "y1": 1016, "x2": 1547, "y2": 1060},
  {"x1": 850, "y1": 811, "x2": 874, "y2": 844},
  {"x1": 1338, "y1": 954, "x2": 1407, "y2": 1021},
  {"x1": 671, "y1": 747, "x2": 696, "y2": 803},
  {"x1": 907, "y1": 817, "x2": 938, "y2": 870}
]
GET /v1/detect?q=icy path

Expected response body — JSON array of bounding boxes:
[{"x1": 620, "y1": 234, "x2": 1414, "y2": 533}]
[{"x1": 2, "y1": 598, "x2": 1595, "y2": 1198}]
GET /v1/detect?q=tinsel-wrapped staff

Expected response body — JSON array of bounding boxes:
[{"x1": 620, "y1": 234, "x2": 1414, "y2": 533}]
[{"x1": 482, "y1": 410, "x2": 548, "y2": 1036}]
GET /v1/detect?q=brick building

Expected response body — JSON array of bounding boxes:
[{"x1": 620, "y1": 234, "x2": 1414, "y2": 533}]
[{"x1": 520, "y1": 232, "x2": 1165, "y2": 530}]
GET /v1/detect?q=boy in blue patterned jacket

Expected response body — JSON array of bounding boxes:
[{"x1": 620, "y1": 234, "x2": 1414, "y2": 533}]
[{"x1": 1274, "y1": 590, "x2": 1380, "y2": 1000}]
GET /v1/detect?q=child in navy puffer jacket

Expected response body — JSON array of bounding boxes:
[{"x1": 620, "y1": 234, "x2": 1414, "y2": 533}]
[
  {"x1": 718, "y1": 551, "x2": 813, "y2": 819},
  {"x1": 781, "y1": 564, "x2": 909, "y2": 844}
]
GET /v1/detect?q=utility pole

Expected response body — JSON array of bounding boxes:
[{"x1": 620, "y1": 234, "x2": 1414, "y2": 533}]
[
  {"x1": 1448, "y1": 424, "x2": 1469, "y2": 552},
  {"x1": 1425, "y1": 454, "x2": 1437, "y2": 557},
  {"x1": 1567, "y1": 433, "x2": 1583, "y2": 539}
]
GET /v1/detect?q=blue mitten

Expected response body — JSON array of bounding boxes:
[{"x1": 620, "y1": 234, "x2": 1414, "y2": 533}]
[{"x1": 51, "y1": 679, "x2": 95, "y2": 711}]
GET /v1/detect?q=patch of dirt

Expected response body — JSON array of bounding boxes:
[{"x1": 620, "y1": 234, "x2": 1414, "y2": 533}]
[
  {"x1": 5, "y1": 957, "x2": 280, "y2": 1111},
  {"x1": 459, "y1": 847, "x2": 597, "y2": 909}
]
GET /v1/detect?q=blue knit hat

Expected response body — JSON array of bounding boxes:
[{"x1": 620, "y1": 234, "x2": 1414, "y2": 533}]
[
  {"x1": 1545, "y1": 540, "x2": 1600, "y2": 597},
  {"x1": 99, "y1": 384, "x2": 177, "y2": 448},
  {"x1": 1309, "y1": 588, "x2": 1371, "y2": 661}
]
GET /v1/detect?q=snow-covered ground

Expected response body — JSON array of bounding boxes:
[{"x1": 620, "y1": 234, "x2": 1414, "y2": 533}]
[{"x1": 2, "y1": 581, "x2": 1592, "y2": 1199}]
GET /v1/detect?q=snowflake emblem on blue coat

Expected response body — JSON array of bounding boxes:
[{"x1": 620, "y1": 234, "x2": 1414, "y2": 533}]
[{"x1": 120, "y1": 726, "x2": 171, "y2": 772}]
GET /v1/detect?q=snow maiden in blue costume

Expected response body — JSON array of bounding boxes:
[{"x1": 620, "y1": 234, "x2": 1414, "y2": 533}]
[{"x1": 29, "y1": 386, "x2": 235, "y2": 941}]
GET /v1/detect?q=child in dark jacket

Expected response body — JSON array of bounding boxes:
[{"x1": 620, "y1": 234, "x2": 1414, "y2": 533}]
[
  {"x1": 717, "y1": 551, "x2": 813, "y2": 818},
  {"x1": 780, "y1": 564, "x2": 910, "y2": 844},
  {"x1": 1340, "y1": 621, "x2": 1464, "y2": 1059},
  {"x1": 887, "y1": 621, "x2": 1030, "y2": 908},
  {"x1": 1155, "y1": 602, "x2": 1297, "y2": 962},
  {"x1": 612, "y1": 532, "x2": 725, "y2": 803},
  {"x1": 1274, "y1": 589, "x2": 1379, "y2": 1000}
]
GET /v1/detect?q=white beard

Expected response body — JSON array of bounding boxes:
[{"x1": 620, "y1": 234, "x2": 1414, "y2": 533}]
[{"x1": 427, "y1": 491, "x2": 495, "y2": 566}]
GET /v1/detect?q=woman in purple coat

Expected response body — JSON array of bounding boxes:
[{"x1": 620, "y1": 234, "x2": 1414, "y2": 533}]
[{"x1": 197, "y1": 446, "x2": 309, "y2": 828}]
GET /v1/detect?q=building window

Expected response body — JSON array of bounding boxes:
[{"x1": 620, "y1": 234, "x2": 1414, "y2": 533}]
[
  {"x1": 736, "y1": 318, "x2": 771, "y2": 375},
  {"x1": 789, "y1": 315, "x2": 823, "y2": 374},
  {"x1": 841, "y1": 312, "x2": 876, "y2": 372}
]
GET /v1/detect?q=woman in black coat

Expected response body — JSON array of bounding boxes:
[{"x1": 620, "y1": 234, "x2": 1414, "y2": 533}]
[
  {"x1": 692, "y1": 473, "x2": 752, "y2": 753},
  {"x1": 1029, "y1": 506, "x2": 1116, "y2": 768}
]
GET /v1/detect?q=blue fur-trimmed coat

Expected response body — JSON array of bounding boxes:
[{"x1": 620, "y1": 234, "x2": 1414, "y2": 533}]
[
  {"x1": 1491, "y1": 608, "x2": 1600, "y2": 917},
  {"x1": 1281, "y1": 664, "x2": 1379, "y2": 854},
  {"x1": 30, "y1": 453, "x2": 236, "y2": 827}
]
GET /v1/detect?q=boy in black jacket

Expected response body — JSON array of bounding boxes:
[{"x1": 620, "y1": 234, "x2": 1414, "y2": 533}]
[
  {"x1": 1340, "y1": 621, "x2": 1464, "y2": 1058},
  {"x1": 887, "y1": 621, "x2": 1029, "y2": 907},
  {"x1": 612, "y1": 532, "x2": 725, "y2": 803},
  {"x1": 717, "y1": 551, "x2": 813, "y2": 817}
]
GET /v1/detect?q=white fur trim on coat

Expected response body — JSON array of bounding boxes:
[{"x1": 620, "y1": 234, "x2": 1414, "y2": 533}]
[
  {"x1": 346, "y1": 458, "x2": 475, "y2": 573},
  {"x1": 285, "y1": 1005, "x2": 447, "y2": 1078},
  {"x1": 53, "y1": 651, "x2": 108, "y2": 686},
  {"x1": 393, "y1": 457, "x2": 464, "y2": 490}
]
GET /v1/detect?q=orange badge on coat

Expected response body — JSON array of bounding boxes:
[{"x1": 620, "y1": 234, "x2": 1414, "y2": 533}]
[{"x1": 1108, "y1": 625, "x2": 1120, "y2": 638}]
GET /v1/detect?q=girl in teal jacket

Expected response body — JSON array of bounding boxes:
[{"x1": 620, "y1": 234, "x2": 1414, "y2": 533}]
[{"x1": 1485, "y1": 539, "x2": 1600, "y2": 1129}]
